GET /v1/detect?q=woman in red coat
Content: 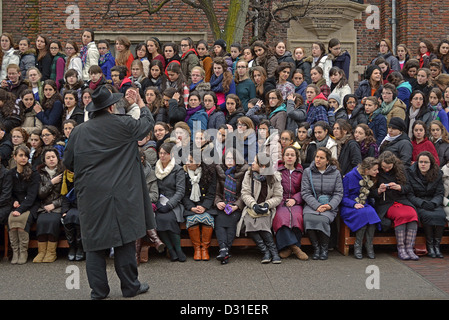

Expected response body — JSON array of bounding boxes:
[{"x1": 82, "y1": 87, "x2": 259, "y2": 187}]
[
  {"x1": 411, "y1": 120, "x2": 440, "y2": 166},
  {"x1": 273, "y1": 146, "x2": 308, "y2": 260}
]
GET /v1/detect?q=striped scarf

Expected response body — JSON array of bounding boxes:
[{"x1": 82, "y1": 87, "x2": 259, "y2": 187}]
[{"x1": 224, "y1": 166, "x2": 237, "y2": 204}]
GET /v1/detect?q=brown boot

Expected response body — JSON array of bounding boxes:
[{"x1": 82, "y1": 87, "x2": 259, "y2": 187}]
[
  {"x1": 201, "y1": 225, "x2": 213, "y2": 261},
  {"x1": 9, "y1": 229, "x2": 19, "y2": 264},
  {"x1": 17, "y1": 230, "x2": 29, "y2": 265},
  {"x1": 42, "y1": 241, "x2": 58, "y2": 263},
  {"x1": 146, "y1": 229, "x2": 166, "y2": 253},
  {"x1": 291, "y1": 245, "x2": 309, "y2": 260},
  {"x1": 187, "y1": 225, "x2": 202, "y2": 261},
  {"x1": 33, "y1": 241, "x2": 47, "y2": 263},
  {"x1": 279, "y1": 247, "x2": 292, "y2": 259}
]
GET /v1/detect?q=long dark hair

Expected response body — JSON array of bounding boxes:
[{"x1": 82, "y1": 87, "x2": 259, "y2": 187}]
[
  {"x1": 13, "y1": 145, "x2": 33, "y2": 181},
  {"x1": 378, "y1": 150, "x2": 406, "y2": 185},
  {"x1": 416, "y1": 151, "x2": 440, "y2": 181}
]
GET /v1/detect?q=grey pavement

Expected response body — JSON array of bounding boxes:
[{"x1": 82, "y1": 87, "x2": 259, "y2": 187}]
[{"x1": 0, "y1": 246, "x2": 448, "y2": 302}]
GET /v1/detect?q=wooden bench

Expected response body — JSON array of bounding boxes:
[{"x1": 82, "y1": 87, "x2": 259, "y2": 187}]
[
  {"x1": 337, "y1": 216, "x2": 449, "y2": 256},
  {"x1": 1, "y1": 222, "x2": 313, "y2": 261}
]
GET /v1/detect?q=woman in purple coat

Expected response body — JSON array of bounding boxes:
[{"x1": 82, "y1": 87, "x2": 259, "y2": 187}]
[
  {"x1": 341, "y1": 157, "x2": 381, "y2": 259},
  {"x1": 273, "y1": 146, "x2": 308, "y2": 260}
]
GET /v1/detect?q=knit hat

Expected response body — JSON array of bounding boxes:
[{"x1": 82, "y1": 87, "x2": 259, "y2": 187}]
[
  {"x1": 214, "y1": 39, "x2": 227, "y2": 50},
  {"x1": 327, "y1": 93, "x2": 341, "y2": 106},
  {"x1": 365, "y1": 64, "x2": 381, "y2": 80},
  {"x1": 388, "y1": 117, "x2": 406, "y2": 132}
]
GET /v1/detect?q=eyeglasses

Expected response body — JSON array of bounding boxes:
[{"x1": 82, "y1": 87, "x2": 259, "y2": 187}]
[{"x1": 41, "y1": 133, "x2": 53, "y2": 137}]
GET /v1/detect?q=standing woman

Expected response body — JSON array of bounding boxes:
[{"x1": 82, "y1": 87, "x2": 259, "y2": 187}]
[
  {"x1": 34, "y1": 35, "x2": 52, "y2": 81},
  {"x1": 436, "y1": 40, "x2": 449, "y2": 74},
  {"x1": 274, "y1": 146, "x2": 308, "y2": 260},
  {"x1": 146, "y1": 37, "x2": 166, "y2": 70},
  {"x1": 396, "y1": 44, "x2": 411, "y2": 71},
  {"x1": 148, "y1": 59, "x2": 169, "y2": 93},
  {"x1": 210, "y1": 57, "x2": 236, "y2": 110},
  {"x1": 364, "y1": 96, "x2": 387, "y2": 146},
  {"x1": 329, "y1": 67, "x2": 351, "y2": 104},
  {"x1": 62, "y1": 90, "x2": 84, "y2": 126},
  {"x1": 48, "y1": 40, "x2": 66, "y2": 90},
  {"x1": 19, "y1": 89, "x2": 43, "y2": 135},
  {"x1": 163, "y1": 42, "x2": 181, "y2": 73},
  {"x1": 332, "y1": 119, "x2": 362, "y2": 177},
  {"x1": 251, "y1": 41, "x2": 278, "y2": 79},
  {"x1": 301, "y1": 147, "x2": 343, "y2": 260},
  {"x1": 239, "y1": 153, "x2": 283, "y2": 264},
  {"x1": 182, "y1": 153, "x2": 217, "y2": 261},
  {"x1": 7, "y1": 146, "x2": 40, "y2": 265},
  {"x1": 34, "y1": 80, "x2": 64, "y2": 129},
  {"x1": 166, "y1": 63, "x2": 189, "y2": 108},
  {"x1": 371, "y1": 38, "x2": 400, "y2": 71},
  {"x1": 18, "y1": 37, "x2": 36, "y2": 80},
  {"x1": 328, "y1": 38, "x2": 351, "y2": 80},
  {"x1": 341, "y1": 157, "x2": 381, "y2": 259},
  {"x1": 410, "y1": 120, "x2": 440, "y2": 166},
  {"x1": 405, "y1": 90, "x2": 431, "y2": 138},
  {"x1": 265, "y1": 89, "x2": 287, "y2": 132},
  {"x1": 115, "y1": 36, "x2": 134, "y2": 78},
  {"x1": 97, "y1": 40, "x2": 115, "y2": 81},
  {"x1": 310, "y1": 41, "x2": 332, "y2": 87},
  {"x1": 374, "y1": 151, "x2": 419, "y2": 260},
  {"x1": 214, "y1": 149, "x2": 249, "y2": 264},
  {"x1": 179, "y1": 37, "x2": 200, "y2": 85},
  {"x1": 250, "y1": 66, "x2": 273, "y2": 103},
  {"x1": 407, "y1": 151, "x2": 446, "y2": 258},
  {"x1": 275, "y1": 62, "x2": 296, "y2": 100},
  {"x1": 64, "y1": 40, "x2": 82, "y2": 80},
  {"x1": 33, "y1": 147, "x2": 64, "y2": 263},
  {"x1": 235, "y1": 60, "x2": 256, "y2": 112},
  {"x1": 154, "y1": 142, "x2": 186, "y2": 262},
  {"x1": 429, "y1": 120, "x2": 449, "y2": 167},
  {"x1": 0, "y1": 33, "x2": 20, "y2": 81},
  {"x1": 354, "y1": 124, "x2": 379, "y2": 160},
  {"x1": 196, "y1": 40, "x2": 213, "y2": 82},
  {"x1": 293, "y1": 46, "x2": 312, "y2": 84},
  {"x1": 355, "y1": 65, "x2": 383, "y2": 103},
  {"x1": 134, "y1": 43, "x2": 150, "y2": 77},
  {"x1": 416, "y1": 39, "x2": 437, "y2": 69},
  {"x1": 310, "y1": 66, "x2": 330, "y2": 98},
  {"x1": 80, "y1": 29, "x2": 99, "y2": 82},
  {"x1": 343, "y1": 94, "x2": 366, "y2": 130}
]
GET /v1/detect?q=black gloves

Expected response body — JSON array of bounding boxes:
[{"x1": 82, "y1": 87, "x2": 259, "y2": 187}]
[{"x1": 253, "y1": 203, "x2": 269, "y2": 215}]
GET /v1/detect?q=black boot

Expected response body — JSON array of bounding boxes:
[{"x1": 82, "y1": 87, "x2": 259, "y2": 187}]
[
  {"x1": 307, "y1": 230, "x2": 320, "y2": 260},
  {"x1": 250, "y1": 232, "x2": 271, "y2": 263},
  {"x1": 318, "y1": 231, "x2": 330, "y2": 260},
  {"x1": 216, "y1": 243, "x2": 229, "y2": 264},
  {"x1": 434, "y1": 226, "x2": 444, "y2": 259},
  {"x1": 365, "y1": 224, "x2": 376, "y2": 259},
  {"x1": 75, "y1": 225, "x2": 85, "y2": 261},
  {"x1": 423, "y1": 224, "x2": 436, "y2": 258},
  {"x1": 64, "y1": 223, "x2": 76, "y2": 261},
  {"x1": 354, "y1": 226, "x2": 366, "y2": 259},
  {"x1": 260, "y1": 231, "x2": 281, "y2": 264}
]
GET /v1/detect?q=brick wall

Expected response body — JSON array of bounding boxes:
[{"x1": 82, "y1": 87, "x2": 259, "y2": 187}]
[{"x1": 2, "y1": 0, "x2": 449, "y2": 69}]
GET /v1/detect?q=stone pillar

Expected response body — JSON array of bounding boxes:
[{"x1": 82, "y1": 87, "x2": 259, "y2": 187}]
[{"x1": 279, "y1": 0, "x2": 367, "y2": 90}]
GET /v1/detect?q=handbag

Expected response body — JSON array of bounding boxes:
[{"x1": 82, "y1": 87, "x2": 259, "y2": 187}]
[{"x1": 309, "y1": 170, "x2": 330, "y2": 205}]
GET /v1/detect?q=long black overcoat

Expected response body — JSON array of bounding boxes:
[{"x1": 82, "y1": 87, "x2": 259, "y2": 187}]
[{"x1": 63, "y1": 108, "x2": 154, "y2": 251}]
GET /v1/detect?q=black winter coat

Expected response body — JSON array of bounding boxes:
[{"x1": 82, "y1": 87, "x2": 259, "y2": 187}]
[{"x1": 63, "y1": 107, "x2": 154, "y2": 251}]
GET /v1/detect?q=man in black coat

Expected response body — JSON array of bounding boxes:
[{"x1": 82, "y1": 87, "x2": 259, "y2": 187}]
[{"x1": 63, "y1": 86, "x2": 154, "y2": 299}]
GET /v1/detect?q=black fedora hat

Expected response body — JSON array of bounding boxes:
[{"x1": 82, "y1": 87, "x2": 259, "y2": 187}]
[{"x1": 86, "y1": 85, "x2": 123, "y2": 112}]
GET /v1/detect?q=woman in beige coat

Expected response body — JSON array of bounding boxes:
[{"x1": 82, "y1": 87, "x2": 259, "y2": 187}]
[{"x1": 238, "y1": 153, "x2": 283, "y2": 263}]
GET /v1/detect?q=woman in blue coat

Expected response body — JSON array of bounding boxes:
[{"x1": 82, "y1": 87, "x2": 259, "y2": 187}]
[
  {"x1": 184, "y1": 91, "x2": 208, "y2": 135},
  {"x1": 341, "y1": 158, "x2": 381, "y2": 259}
]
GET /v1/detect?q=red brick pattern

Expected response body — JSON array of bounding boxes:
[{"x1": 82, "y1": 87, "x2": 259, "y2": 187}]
[{"x1": 401, "y1": 256, "x2": 449, "y2": 295}]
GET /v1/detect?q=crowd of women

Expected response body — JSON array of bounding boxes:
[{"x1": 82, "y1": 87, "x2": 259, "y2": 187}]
[{"x1": 1, "y1": 29, "x2": 449, "y2": 266}]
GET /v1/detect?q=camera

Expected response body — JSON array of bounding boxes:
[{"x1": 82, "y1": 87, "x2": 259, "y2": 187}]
[{"x1": 385, "y1": 183, "x2": 390, "y2": 189}]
